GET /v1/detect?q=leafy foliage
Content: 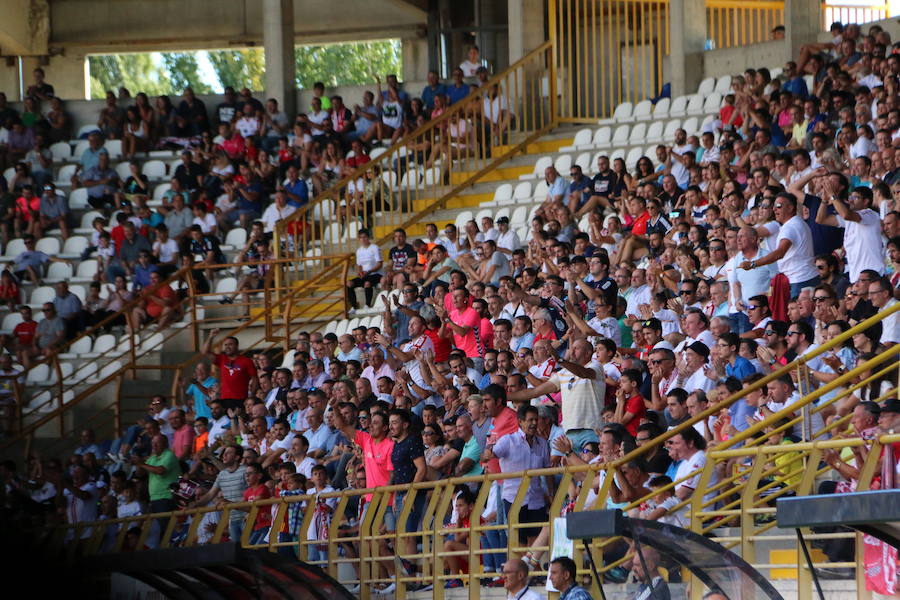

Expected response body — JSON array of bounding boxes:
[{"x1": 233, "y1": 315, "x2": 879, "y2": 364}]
[
  {"x1": 206, "y1": 49, "x2": 266, "y2": 91},
  {"x1": 294, "y1": 40, "x2": 402, "y2": 88},
  {"x1": 161, "y1": 52, "x2": 212, "y2": 95}
]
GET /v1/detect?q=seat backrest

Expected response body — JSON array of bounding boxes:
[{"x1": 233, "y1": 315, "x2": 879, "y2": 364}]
[
  {"x1": 474, "y1": 208, "x2": 493, "y2": 223},
  {"x1": 632, "y1": 100, "x2": 652, "y2": 118},
  {"x1": 63, "y1": 236, "x2": 89, "y2": 255},
  {"x1": 92, "y1": 334, "x2": 116, "y2": 355},
  {"x1": 572, "y1": 128, "x2": 592, "y2": 146},
  {"x1": 593, "y1": 126, "x2": 611, "y2": 146},
  {"x1": 56, "y1": 164, "x2": 77, "y2": 182},
  {"x1": 697, "y1": 77, "x2": 715, "y2": 95},
  {"x1": 114, "y1": 161, "x2": 132, "y2": 180},
  {"x1": 1, "y1": 312, "x2": 24, "y2": 331},
  {"x1": 532, "y1": 179, "x2": 549, "y2": 199},
  {"x1": 663, "y1": 119, "x2": 682, "y2": 141},
  {"x1": 142, "y1": 160, "x2": 168, "y2": 179},
  {"x1": 669, "y1": 95, "x2": 689, "y2": 116},
  {"x1": 80, "y1": 210, "x2": 102, "y2": 229},
  {"x1": 27, "y1": 364, "x2": 49, "y2": 383},
  {"x1": 513, "y1": 181, "x2": 532, "y2": 200},
  {"x1": 68, "y1": 337, "x2": 93, "y2": 355},
  {"x1": 153, "y1": 183, "x2": 172, "y2": 201},
  {"x1": 553, "y1": 154, "x2": 572, "y2": 173},
  {"x1": 611, "y1": 124, "x2": 630, "y2": 143},
  {"x1": 612, "y1": 102, "x2": 633, "y2": 119},
  {"x1": 35, "y1": 237, "x2": 60, "y2": 255},
  {"x1": 76, "y1": 259, "x2": 98, "y2": 278},
  {"x1": 30, "y1": 286, "x2": 56, "y2": 305},
  {"x1": 50, "y1": 142, "x2": 72, "y2": 161},
  {"x1": 686, "y1": 94, "x2": 704, "y2": 111},
  {"x1": 68, "y1": 187, "x2": 90, "y2": 210},
  {"x1": 714, "y1": 74, "x2": 732, "y2": 94},
  {"x1": 224, "y1": 227, "x2": 248, "y2": 247},
  {"x1": 105, "y1": 139, "x2": 123, "y2": 158},
  {"x1": 652, "y1": 97, "x2": 671, "y2": 118},
  {"x1": 493, "y1": 183, "x2": 513, "y2": 202},
  {"x1": 681, "y1": 116, "x2": 698, "y2": 134},
  {"x1": 574, "y1": 152, "x2": 591, "y2": 172},
  {"x1": 69, "y1": 285, "x2": 86, "y2": 302},
  {"x1": 646, "y1": 121, "x2": 664, "y2": 139},
  {"x1": 46, "y1": 262, "x2": 73, "y2": 281},
  {"x1": 454, "y1": 210, "x2": 473, "y2": 231},
  {"x1": 5, "y1": 238, "x2": 26, "y2": 258},
  {"x1": 628, "y1": 122, "x2": 647, "y2": 142},
  {"x1": 703, "y1": 92, "x2": 722, "y2": 111},
  {"x1": 532, "y1": 156, "x2": 552, "y2": 176},
  {"x1": 509, "y1": 206, "x2": 528, "y2": 227}
]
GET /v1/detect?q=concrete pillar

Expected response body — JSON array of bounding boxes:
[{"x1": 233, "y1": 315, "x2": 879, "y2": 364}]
[
  {"x1": 508, "y1": 0, "x2": 544, "y2": 64},
  {"x1": 784, "y1": 0, "x2": 821, "y2": 63},
  {"x1": 263, "y1": 0, "x2": 295, "y2": 118},
  {"x1": 21, "y1": 54, "x2": 89, "y2": 100},
  {"x1": 401, "y1": 37, "x2": 429, "y2": 84},
  {"x1": 669, "y1": 0, "x2": 706, "y2": 98},
  {"x1": 0, "y1": 59, "x2": 20, "y2": 101}
]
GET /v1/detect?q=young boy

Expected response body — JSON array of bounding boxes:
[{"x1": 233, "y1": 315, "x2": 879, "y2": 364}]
[
  {"x1": 441, "y1": 489, "x2": 481, "y2": 588},
  {"x1": 285, "y1": 434, "x2": 316, "y2": 479},
  {"x1": 636, "y1": 475, "x2": 687, "y2": 528},
  {"x1": 241, "y1": 462, "x2": 272, "y2": 545},
  {"x1": 306, "y1": 465, "x2": 337, "y2": 564},
  {"x1": 273, "y1": 466, "x2": 305, "y2": 558},
  {"x1": 614, "y1": 368, "x2": 646, "y2": 437}
]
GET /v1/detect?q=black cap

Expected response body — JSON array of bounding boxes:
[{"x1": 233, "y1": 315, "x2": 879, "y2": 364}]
[
  {"x1": 496, "y1": 216, "x2": 509, "y2": 224},
  {"x1": 882, "y1": 398, "x2": 900, "y2": 414},
  {"x1": 686, "y1": 341, "x2": 710, "y2": 360}
]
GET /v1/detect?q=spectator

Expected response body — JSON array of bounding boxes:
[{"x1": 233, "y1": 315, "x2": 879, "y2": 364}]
[
  {"x1": 347, "y1": 228, "x2": 383, "y2": 311},
  {"x1": 549, "y1": 556, "x2": 593, "y2": 600},
  {"x1": 201, "y1": 328, "x2": 258, "y2": 410},
  {"x1": 131, "y1": 434, "x2": 181, "y2": 515}
]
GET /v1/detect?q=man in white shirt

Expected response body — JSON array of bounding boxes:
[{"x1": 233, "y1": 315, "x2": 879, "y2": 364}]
[
  {"x1": 346, "y1": 228, "x2": 382, "y2": 310},
  {"x1": 868, "y1": 278, "x2": 899, "y2": 346},
  {"x1": 495, "y1": 216, "x2": 522, "y2": 255},
  {"x1": 815, "y1": 185, "x2": 883, "y2": 283},
  {"x1": 727, "y1": 226, "x2": 776, "y2": 334},
  {"x1": 739, "y1": 192, "x2": 818, "y2": 299},
  {"x1": 676, "y1": 341, "x2": 716, "y2": 394},
  {"x1": 207, "y1": 400, "x2": 232, "y2": 446},
  {"x1": 502, "y1": 559, "x2": 543, "y2": 600},
  {"x1": 668, "y1": 427, "x2": 714, "y2": 507},
  {"x1": 260, "y1": 190, "x2": 296, "y2": 234}
]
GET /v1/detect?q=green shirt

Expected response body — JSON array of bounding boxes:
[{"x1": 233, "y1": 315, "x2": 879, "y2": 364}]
[
  {"x1": 461, "y1": 436, "x2": 484, "y2": 477},
  {"x1": 145, "y1": 449, "x2": 181, "y2": 501}
]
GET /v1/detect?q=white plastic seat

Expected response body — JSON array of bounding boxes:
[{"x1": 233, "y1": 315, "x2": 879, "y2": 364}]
[
  {"x1": 98, "y1": 360, "x2": 123, "y2": 381},
  {"x1": 592, "y1": 126, "x2": 612, "y2": 149},
  {"x1": 495, "y1": 207, "x2": 511, "y2": 222},
  {"x1": 334, "y1": 319, "x2": 350, "y2": 337},
  {"x1": 73, "y1": 140, "x2": 91, "y2": 158},
  {"x1": 370, "y1": 315, "x2": 383, "y2": 330},
  {"x1": 509, "y1": 206, "x2": 529, "y2": 229},
  {"x1": 148, "y1": 150, "x2": 175, "y2": 158},
  {"x1": 55, "y1": 164, "x2": 77, "y2": 186},
  {"x1": 380, "y1": 171, "x2": 398, "y2": 190},
  {"x1": 71, "y1": 259, "x2": 99, "y2": 283},
  {"x1": 84, "y1": 334, "x2": 116, "y2": 359},
  {"x1": 512, "y1": 181, "x2": 533, "y2": 201},
  {"x1": 610, "y1": 124, "x2": 630, "y2": 147},
  {"x1": 702, "y1": 92, "x2": 722, "y2": 115},
  {"x1": 528, "y1": 156, "x2": 552, "y2": 180},
  {"x1": 30, "y1": 286, "x2": 56, "y2": 307},
  {"x1": 140, "y1": 332, "x2": 165, "y2": 353},
  {"x1": 68, "y1": 187, "x2": 90, "y2": 210},
  {"x1": 59, "y1": 236, "x2": 89, "y2": 259},
  {"x1": 310, "y1": 200, "x2": 335, "y2": 221},
  {"x1": 346, "y1": 317, "x2": 361, "y2": 331},
  {"x1": 0, "y1": 312, "x2": 24, "y2": 335},
  {"x1": 609, "y1": 148, "x2": 626, "y2": 162},
  {"x1": 631, "y1": 100, "x2": 653, "y2": 121},
  {"x1": 153, "y1": 183, "x2": 172, "y2": 201},
  {"x1": 559, "y1": 127, "x2": 593, "y2": 152},
  {"x1": 769, "y1": 67, "x2": 783, "y2": 79},
  {"x1": 59, "y1": 336, "x2": 93, "y2": 360},
  {"x1": 714, "y1": 75, "x2": 732, "y2": 94},
  {"x1": 422, "y1": 167, "x2": 442, "y2": 186},
  {"x1": 681, "y1": 117, "x2": 699, "y2": 136},
  {"x1": 50, "y1": 142, "x2": 72, "y2": 161},
  {"x1": 69, "y1": 285, "x2": 86, "y2": 303},
  {"x1": 669, "y1": 95, "x2": 689, "y2": 118},
  {"x1": 625, "y1": 147, "x2": 643, "y2": 169},
  {"x1": 220, "y1": 227, "x2": 248, "y2": 252},
  {"x1": 26, "y1": 364, "x2": 50, "y2": 385},
  {"x1": 532, "y1": 179, "x2": 549, "y2": 201},
  {"x1": 370, "y1": 146, "x2": 387, "y2": 160},
  {"x1": 493, "y1": 183, "x2": 513, "y2": 204},
  {"x1": 322, "y1": 223, "x2": 342, "y2": 244},
  {"x1": 280, "y1": 349, "x2": 297, "y2": 369},
  {"x1": 662, "y1": 119, "x2": 682, "y2": 144},
  {"x1": 645, "y1": 121, "x2": 664, "y2": 144},
  {"x1": 44, "y1": 262, "x2": 73, "y2": 283},
  {"x1": 686, "y1": 94, "x2": 706, "y2": 116},
  {"x1": 75, "y1": 210, "x2": 103, "y2": 235},
  {"x1": 398, "y1": 169, "x2": 420, "y2": 190},
  {"x1": 35, "y1": 238, "x2": 60, "y2": 255},
  {"x1": 105, "y1": 139, "x2": 123, "y2": 159},
  {"x1": 599, "y1": 101, "x2": 633, "y2": 125},
  {"x1": 341, "y1": 221, "x2": 361, "y2": 242},
  {"x1": 652, "y1": 97, "x2": 671, "y2": 120},
  {"x1": 3, "y1": 238, "x2": 27, "y2": 260},
  {"x1": 474, "y1": 208, "x2": 493, "y2": 224},
  {"x1": 454, "y1": 210, "x2": 473, "y2": 231},
  {"x1": 141, "y1": 160, "x2": 168, "y2": 180},
  {"x1": 574, "y1": 151, "x2": 591, "y2": 173},
  {"x1": 697, "y1": 77, "x2": 715, "y2": 95},
  {"x1": 627, "y1": 123, "x2": 647, "y2": 146},
  {"x1": 70, "y1": 362, "x2": 98, "y2": 385},
  {"x1": 2, "y1": 167, "x2": 14, "y2": 181},
  {"x1": 699, "y1": 115, "x2": 716, "y2": 135},
  {"x1": 553, "y1": 154, "x2": 572, "y2": 174},
  {"x1": 114, "y1": 161, "x2": 132, "y2": 181},
  {"x1": 322, "y1": 320, "x2": 338, "y2": 335}
]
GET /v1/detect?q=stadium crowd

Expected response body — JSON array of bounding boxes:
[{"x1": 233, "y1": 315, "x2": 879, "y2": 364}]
[{"x1": 2, "y1": 21, "x2": 900, "y2": 599}]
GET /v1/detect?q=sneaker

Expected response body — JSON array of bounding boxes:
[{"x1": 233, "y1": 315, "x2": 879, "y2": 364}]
[
  {"x1": 219, "y1": 297, "x2": 233, "y2": 304},
  {"x1": 399, "y1": 558, "x2": 416, "y2": 576},
  {"x1": 375, "y1": 582, "x2": 396, "y2": 595},
  {"x1": 604, "y1": 566, "x2": 628, "y2": 584},
  {"x1": 347, "y1": 584, "x2": 360, "y2": 594},
  {"x1": 409, "y1": 583, "x2": 433, "y2": 592},
  {"x1": 444, "y1": 578, "x2": 463, "y2": 589},
  {"x1": 487, "y1": 577, "x2": 505, "y2": 588}
]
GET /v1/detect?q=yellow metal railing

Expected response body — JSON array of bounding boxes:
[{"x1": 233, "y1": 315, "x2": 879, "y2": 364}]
[
  {"x1": 272, "y1": 41, "x2": 556, "y2": 302},
  {"x1": 707, "y1": 0, "x2": 785, "y2": 49},
  {"x1": 822, "y1": 2, "x2": 889, "y2": 28}
]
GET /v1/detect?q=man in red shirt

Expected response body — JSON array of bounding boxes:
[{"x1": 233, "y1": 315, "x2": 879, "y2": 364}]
[
  {"x1": 7, "y1": 305, "x2": 38, "y2": 369},
  {"x1": 481, "y1": 383, "x2": 518, "y2": 475},
  {"x1": 436, "y1": 287, "x2": 484, "y2": 371},
  {"x1": 202, "y1": 328, "x2": 258, "y2": 410},
  {"x1": 613, "y1": 369, "x2": 645, "y2": 437}
]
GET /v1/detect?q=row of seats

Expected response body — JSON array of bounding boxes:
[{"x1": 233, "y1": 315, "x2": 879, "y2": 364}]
[
  {"x1": 318, "y1": 314, "x2": 385, "y2": 340},
  {"x1": 557, "y1": 113, "x2": 714, "y2": 155},
  {"x1": 597, "y1": 90, "x2": 723, "y2": 127}
]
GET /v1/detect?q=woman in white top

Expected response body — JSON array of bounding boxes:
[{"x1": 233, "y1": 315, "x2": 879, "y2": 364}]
[
  {"x1": 482, "y1": 84, "x2": 513, "y2": 144},
  {"x1": 376, "y1": 78, "x2": 405, "y2": 145},
  {"x1": 123, "y1": 107, "x2": 148, "y2": 159},
  {"x1": 459, "y1": 46, "x2": 482, "y2": 78}
]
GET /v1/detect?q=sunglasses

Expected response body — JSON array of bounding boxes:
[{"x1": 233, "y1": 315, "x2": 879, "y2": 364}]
[
  {"x1": 679, "y1": 290, "x2": 694, "y2": 296},
  {"x1": 787, "y1": 331, "x2": 801, "y2": 337},
  {"x1": 749, "y1": 305, "x2": 762, "y2": 310},
  {"x1": 764, "y1": 329, "x2": 777, "y2": 335},
  {"x1": 813, "y1": 296, "x2": 832, "y2": 302},
  {"x1": 816, "y1": 265, "x2": 827, "y2": 270},
  {"x1": 774, "y1": 203, "x2": 784, "y2": 209}
]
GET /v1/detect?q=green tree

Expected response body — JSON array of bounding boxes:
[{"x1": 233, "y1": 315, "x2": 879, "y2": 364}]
[
  {"x1": 294, "y1": 40, "x2": 401, "y2": 89},
  {"x1": 161, "y1": 52, "x2": 212, "y2": 95},
  {"x1": 207, "y1": 48, "x2": 265, "y2": 91},
  {"x1": 88, "y1": 53, "x2": 171, "y2": 99}
]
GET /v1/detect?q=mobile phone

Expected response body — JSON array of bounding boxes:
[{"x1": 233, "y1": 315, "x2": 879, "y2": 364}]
[{"x1": 669, "y1": 211, "x2": 680, "y2": 219}]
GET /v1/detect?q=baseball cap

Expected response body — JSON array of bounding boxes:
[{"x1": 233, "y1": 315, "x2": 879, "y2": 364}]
[
  {"x1": 686, "y1": 341, "x2": 710, "y2": 360},
  {"x1": 496, "y1": 216, "x2": 510, "y2": 224}
]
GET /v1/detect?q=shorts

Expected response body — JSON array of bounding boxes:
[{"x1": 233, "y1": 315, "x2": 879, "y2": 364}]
[{"x1": 502, "y1": 500, "x2": 548, "y2": 544}]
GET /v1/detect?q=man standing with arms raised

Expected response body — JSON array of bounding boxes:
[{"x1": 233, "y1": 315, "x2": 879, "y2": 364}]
[{"x1": 202, "y1": 328, "x2": 257, "y2": 411}]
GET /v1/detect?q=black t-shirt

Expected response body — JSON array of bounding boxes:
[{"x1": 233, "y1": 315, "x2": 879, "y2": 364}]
[
  {"x1": 590, "y1": 171, "x2": 618, "y2": 197},
  {"x1": 186, "y1": 235, "x2": 225, "y2": 263},
  {"x1": 174, "y1": 162, "x2": 205, "y2": 190},
  {"x1": 216, "y1": 101, "x2": 239, "y2": 125},
  {"x1": 390, "y1": 434, "x2": 424, "y2": 485},
  {"x1": 390, "y1": 244, "x2": 416, "y2": 271},
  {"x1": 587, "y1": 275, "x2": 618, "y2": 309},
  {"x1": 802, "y1": 195, "x2": 843, "y2": 257},
  {"x1": 645, "y1": 448, "x2": 672, "y2": 476}
]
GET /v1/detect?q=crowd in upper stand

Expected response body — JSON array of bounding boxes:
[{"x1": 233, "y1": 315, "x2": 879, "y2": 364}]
[{"x1": 3, "y1": 23, "x2": 900, "y2": 597}]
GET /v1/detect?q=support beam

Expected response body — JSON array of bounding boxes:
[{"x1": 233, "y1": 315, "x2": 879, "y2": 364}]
[
  {"x1": 784, "y1": 0, "x2": 822, "y2": 63},
  {"x1": 20, "y1": 54, "x2": 89, "y2": 100},
  {"x1": 507, "y1": 0, "x2": 544, "y2": 64},
  {"x1": 263, "y1": 0, "x2": 296, "y2": 119},
  {"x1": 0, "y1": 0, "x2": 49, "y2": 57},
  {"x1": 668, "y1": 0, "x2": 706, "y2": 98}
]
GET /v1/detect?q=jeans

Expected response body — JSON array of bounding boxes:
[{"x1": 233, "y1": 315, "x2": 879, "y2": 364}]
[
  {"x1": 308, "y1": 545, "x2": 329, "y2": 564},
  {"x1": 729, "y1": 311, "x2": 751, "y2": 335},
  {"x1": 149, "y1": 498, "x2": 176, "y2": 546},
  {"x1": 248, "y1": 528, "x2": 268, "y2": 546},
  {"x1": 229, "y1": 518, "x2": 245, "y2": 544},
  {"x1": 393, "y1": 489, "x2": 425, "y2": 534},
  {"x1": 789, "y1": 276, "x2": 820, "y2": 300},
  {"x1": 277, "y1": 532, "x2": 298, "y2": 558}
]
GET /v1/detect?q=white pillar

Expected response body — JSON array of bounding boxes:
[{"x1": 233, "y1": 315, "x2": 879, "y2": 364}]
[
  {"x1": 669, "y1": 0, "x2": 707, "y2": 98},
  {"x1": 263, "y1": 0, "x2": 295, "y2": 118},
  {"x1": 784, "y1": 0, "x2": 821, "y2": 63},
  {"x1": 508, "y1": 0, "x2": 544, "y2": 64}
]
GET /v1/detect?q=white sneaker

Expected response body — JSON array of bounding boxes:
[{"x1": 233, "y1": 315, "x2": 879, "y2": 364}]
[
  {"x1": 347, "y1": 584, "x2": 360, "y2": 594},
  {"x1": 375, "y1": 583, "x2": 396, "y2": 595}
]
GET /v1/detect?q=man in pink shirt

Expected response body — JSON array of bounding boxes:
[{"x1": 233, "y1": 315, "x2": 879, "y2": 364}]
[
  {"x1": 167, "y1": 409, "x2": 195, "y2": 461},
  {"x1": 437, "y1": 287, "x2": 485, "y2": 371},
  {"x1": 481, "y1": 383, "x2": 518, "y2": 475},
  {"x1": 360, "y1": 345, "x2": 395, "y2": 392}
]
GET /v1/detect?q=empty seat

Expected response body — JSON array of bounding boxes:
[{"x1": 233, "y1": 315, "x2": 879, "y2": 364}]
[
  {"x1": 528, "y1": 156, "x2": 552, "y2": 179},
  {"x1": 454, "y1": 210, "x2": 473, "y2": 231},
  {"x1": 115, "y1": 161, "x2": 132, "y2": 180},
  {"x1": 669, "y1": 95, "x2": 689, "y2": 118},
  {"x1": 532, "y1": 179, "x2": 549, "y2": 200},
  {"x1": 280, "y1": 349, "x2": 297, "y2": 369},
  {"x1": 631, "y1": 100, "x2": 653, "y2": 121},
  {"x1": 153, "y1": 183, "x2": 172, "y2": 201},
  {"x1": 610, "y1": 124, "x2": 630, "y2": 146},
  {"x1": 3, "y1": 238, "x2": 27, "y2": 261},
  {"x1": 662, "y1": 119, "x2": 682, "y2": 143},
  {"x1": 625, "y1": 147, "x2": 644, "y2": 169},
  {"x1": 98, "y1": 360, "x2": 123, "y2": 381},
  {"x1": 35, "y1": 237, "x2": 60, "y2": 255},
  {"x1": 627, "y1": 123, "x2": 647, "y2": 146},
  {"x1": 380, "y1": 171, "x2": 398, "y2": 190},
  {"x1": 140, "y1": 332, "x2": 165, "y2": 353},
  {"x1": 72, "y1": 259, "x2": 99, "y2": 283},
  {"x1": 221, "y1": 227, "x2": 248, "y2": 251},
  {"x1": 59, "y1": 236, "x2": 89, "y2": 259},
  {"x1": 30, "y1": 286, "x2": 56, "y2": 307},
  {"x1": 75, "y1": 210, "x2": 103, "y2": 235},
  {"x1": 702, "y1": 92, "x2": 722, "y2": 114},
  {"x1": 141, "y1": 160, "x2": 167, "y2": 180},
  {"x1": 509, "y1": 206, "x2": 529, "y2": 229},
  {"x1": 85, "y1": 334, "x2": 116, "y2": 359},
  {"x1": 59, "y1": 336, "x2": 93, "y2": 360},
  {"x1": 599, "y1": 101, "x2": 633, "y2": 125},
  {"x1": 0, "y1": 312, "x2": 24, "y2": 335},
  {"x1": 26, "y1": 364, "x2": 50, "y2": 385},
  {"x1": 681, "y1": 117, "x2": 699, "y2": 136},
  {"x1": 105, "y1": 139, "x2": 123, "y2": 159},
  {"x1": 50, "y1": 142, "x2": 72, "y2": 161},
  {"x1": 645, "y1": 121, "x2": 664, "y2": 144},
  {"x1": 714, "y1": 74, "x2": 732, "y2": 94},
  {"x1": 44, "y1": 262, "x2": 73, "y2": 283},
  {"x1": 574, "y1": 152, "x2": 591, "y2": 173},
  {"x1": 592, "y1": 126, "x2": 612, "y2": 149},
  {"x1": 697, "y1": 77, "x2": 715, "y2": 95},
  {"x1": 559, "y1": 127, "x2": 593, "y2": 152},
  {"x1": 651, "y1": 97, "x2": 671, "y2": 120},
  {"x1": 55, "y1": 164, "x2": 77, "y2": 186},
  {"x1": 512, "y1": 181, "x2": 532, "y2": 201},
  {"x1": 69, "y1": 285, "x2": 86, "y2": 302},
  {"x1": 553, "y1": 154, "x2": 572, "y2": 174},
  {"x1": 686, "y1": 94, "x2": 705, "y2": 116},
  {"x1": 422, "y1": 167, "x2": 442, "y2": 186},
  {"x1": 68, "y1": 187, "x2": 90, "y2": 210},
  {"x1": 310, "y1": 199, "x2": 335, "y2": 221},
  {"x1": 334, "y1": 319, "x2": 350, "y2": 337},
  {"x1": 493, "y1": 183, "x2": 513, "y2": 204},
  {"x1": 474, "y1": 208, "x2": 493, "y2": 224}
]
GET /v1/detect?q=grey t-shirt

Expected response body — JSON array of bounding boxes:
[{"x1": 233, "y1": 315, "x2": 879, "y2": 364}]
[
  {"x1": 215, "y1": 465, "x2": 248, "y2": 504},
  {"x1": 36, "y1": 316, "x2": 64, "y2": 349},
  {"x1": 488, "y1": 252, "x2": 509, "y2": 285}
]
